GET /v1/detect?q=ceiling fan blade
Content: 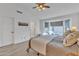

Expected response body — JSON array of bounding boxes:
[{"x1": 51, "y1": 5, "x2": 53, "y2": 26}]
[
  {"x1": 33, "y1": 3, "x2": 50, "y2": 11},
  {"x1": 36, "y1": 3, "x2": 46, "y2": 5},
  {"x1": 32, "y1": 7, "x2": 36, "y2": 9},
  {"x1": 45, "y1": 6, "x2": 50, "y2": 8}
]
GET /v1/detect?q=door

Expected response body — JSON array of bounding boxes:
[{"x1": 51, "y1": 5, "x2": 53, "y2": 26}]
[
  {"x1": 1, "y1": 17, "x2": 14, "y2": 46},
  {"x1": 0, "y1": 17, "x2": 3, "y2": 47}
]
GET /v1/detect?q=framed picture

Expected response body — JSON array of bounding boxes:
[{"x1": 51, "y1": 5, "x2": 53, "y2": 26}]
[{"x1": 18, "y1": 22, "x2": 28, "y2": 26}]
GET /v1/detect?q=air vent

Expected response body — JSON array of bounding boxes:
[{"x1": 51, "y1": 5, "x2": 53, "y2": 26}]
[{"x1": 16, "y1": 10, "x2": 23, "y2": 14}]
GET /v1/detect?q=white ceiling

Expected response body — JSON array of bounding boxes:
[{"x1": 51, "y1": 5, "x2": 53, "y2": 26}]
[{"x1": 0, "y1": 3, "x2": 79, "y2": 20}]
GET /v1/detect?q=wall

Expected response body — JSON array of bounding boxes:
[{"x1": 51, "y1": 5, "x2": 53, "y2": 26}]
[
  {"x1": 0, "y1": 4, "x2": 79, "y2": 46},
  {"x1": 34, "y1": 20, "x2": 41, "y2": 35},
  {"x1": 0, "y1": 10, "x2": 34, "y2": 45},
  {"x1": 0, "y1": 17, "x2": 14, "y2": 47},
  {"x1": 14, "y1": 15, "x2": 36, "y2": 44},
  {"x1": 0, "y1": 17, "x2": 35, "y2": 46}
]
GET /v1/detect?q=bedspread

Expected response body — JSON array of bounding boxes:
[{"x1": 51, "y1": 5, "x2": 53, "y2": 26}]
[{"x1": 30, "y1": 35, "x2": 55, "y2": 55}]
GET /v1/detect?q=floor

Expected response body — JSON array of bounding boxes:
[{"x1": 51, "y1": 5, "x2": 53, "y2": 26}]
[
  {"x1": 0, "y1": 41, "x2": 38, "y2": 56},
  {"x1": 0, "y1": 41, "x2": 78, "y2": 56}
]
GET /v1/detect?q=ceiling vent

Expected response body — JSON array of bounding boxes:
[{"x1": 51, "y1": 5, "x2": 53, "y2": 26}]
[{"x1": 16, "y1": 10, "x2": 23, "y2": 14}]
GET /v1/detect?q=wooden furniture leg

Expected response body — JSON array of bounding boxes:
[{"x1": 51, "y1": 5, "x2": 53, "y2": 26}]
[
  {"x1": 37, "y1": 53, "x2": 40, "y2": 56},
  {"x1": 26, "y1": 39, "x2": 32, "y2": 53}
]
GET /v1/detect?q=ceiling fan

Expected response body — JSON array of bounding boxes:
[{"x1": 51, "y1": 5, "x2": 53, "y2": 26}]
[{"x1": 33, "y1": 3, "x2": 50, "y2": 11}]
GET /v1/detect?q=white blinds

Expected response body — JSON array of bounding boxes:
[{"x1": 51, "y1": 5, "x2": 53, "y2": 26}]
[{"x1": 50, "y1": 21, "x2": 63, "y2": 26}]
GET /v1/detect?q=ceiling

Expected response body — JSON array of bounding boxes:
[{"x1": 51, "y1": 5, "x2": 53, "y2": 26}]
[{"x1": 0, "y1": 3, "x2": 79, "y2": 20}]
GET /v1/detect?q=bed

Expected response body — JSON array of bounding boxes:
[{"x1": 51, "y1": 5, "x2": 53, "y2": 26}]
[
  {"x1": 26, "y1": 33, "x2": 79, "y2": 56},
  {"x1": 46, "y1": 37, "x2": 78, "y2": 56}
]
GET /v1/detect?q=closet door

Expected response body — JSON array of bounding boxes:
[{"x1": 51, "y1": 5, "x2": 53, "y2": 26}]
[
  {"x1": 0, "y1": 17, "x2": 3, "y2": 47},
  {"x1": 30, "y1": 22, "x2": 35, "y2": 37},
  {"x1": 1, "y1": 17, "x2": 14, "y2": 46}
]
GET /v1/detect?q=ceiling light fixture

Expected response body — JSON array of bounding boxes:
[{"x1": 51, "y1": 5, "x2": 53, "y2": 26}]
[{"x1": 33, "y1": 3, "x2": 50, "y2": 11}]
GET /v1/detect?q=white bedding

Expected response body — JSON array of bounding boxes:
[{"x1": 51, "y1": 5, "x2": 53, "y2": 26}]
[{"x1": 31, "y1": 35, "x2": 55, "y2": 55}]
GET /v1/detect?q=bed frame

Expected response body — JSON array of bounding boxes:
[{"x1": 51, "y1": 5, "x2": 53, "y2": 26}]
[{"x1": 26, "y1": 39, "x2": 40, "y2": 56}]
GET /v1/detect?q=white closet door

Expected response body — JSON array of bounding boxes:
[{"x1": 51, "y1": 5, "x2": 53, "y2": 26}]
[
  {"x1": 1, "y1": 17, "x2": 14, "y2": 46},
  {"x1": 30, "y1": 22, "x2": 35, "y2": 37},
  {"x1": 0, "y1": 17, "x2": 3, "y2": 47}
]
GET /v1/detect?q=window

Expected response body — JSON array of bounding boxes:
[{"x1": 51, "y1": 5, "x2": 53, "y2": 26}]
[
  {"x1": 45, "y1": 22, "x2": 49, "y2": 28},
  {"x1": 41, "y1": 19, "x2": 71, "y2": 36},
  {"x1": 43, "y1": 21, "x2": 64, "y2": 36},
  {"x1": 65, "y1": 19, "x2": 70, "y2": 31},
  {"x1": 50, "y1": 21, "x2": 63, "y2": 36},
  {"x1": 43, "y1": 22, "x2": 49, "y2": 35}
]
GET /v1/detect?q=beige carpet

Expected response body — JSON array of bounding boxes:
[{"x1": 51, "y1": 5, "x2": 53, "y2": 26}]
[{"x1": 0, "y1": 41, "x2": 39, "y2": 56}]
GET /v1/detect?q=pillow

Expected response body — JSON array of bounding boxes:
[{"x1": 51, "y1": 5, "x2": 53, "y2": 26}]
[
  {"x1": 77, "y1": 41, "x2": 79, "y2": 46},
  {"x1": 63, "y1": 32, "x2": 79, "y2": 47},
  {"x1": 77, "y1": 38, "x2": 79, "y2": 46}
]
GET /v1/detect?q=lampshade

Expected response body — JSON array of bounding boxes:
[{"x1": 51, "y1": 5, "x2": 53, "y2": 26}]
[{"x1": 71, "y1": 26, "x2": 77, "y2": 32}]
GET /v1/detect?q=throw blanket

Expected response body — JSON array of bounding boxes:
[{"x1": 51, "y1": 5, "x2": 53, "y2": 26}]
[{"x1": 30, "y1": 35, "x2": 56, "y2": 55}]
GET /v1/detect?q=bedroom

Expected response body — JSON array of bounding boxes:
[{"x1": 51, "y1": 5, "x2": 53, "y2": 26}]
[{"x1": 0, "y1": 3, "x2": 79, "y2": 56}]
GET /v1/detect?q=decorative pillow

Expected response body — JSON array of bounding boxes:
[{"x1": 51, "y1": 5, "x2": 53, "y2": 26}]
[
  {"x1": 77, "y1": 38, "x2": 79, "y2": 46},
  {"x1": 63, "y1": 32, "x2": 79, "y2": 47},
  {"x1": 77, "y1": 41, "x2": 79, "y2": 46}
]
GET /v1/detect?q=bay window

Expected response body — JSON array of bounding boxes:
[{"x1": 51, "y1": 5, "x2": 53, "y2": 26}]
[{"x1": 42, "y1": 19, "x2": 70, "y2": 36}]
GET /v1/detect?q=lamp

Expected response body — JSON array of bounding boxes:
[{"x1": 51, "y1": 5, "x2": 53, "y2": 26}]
[{"x1": 71, "y1": 26, "x2": 77, "y2": 32}]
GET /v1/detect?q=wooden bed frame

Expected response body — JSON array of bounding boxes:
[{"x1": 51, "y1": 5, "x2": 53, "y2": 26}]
[
  {"x1": 65, "y1": 52, "x2": 79, "y2": 56},
  {"x1": 26, "y1": 39, "x2": 40, "y2": 56}
]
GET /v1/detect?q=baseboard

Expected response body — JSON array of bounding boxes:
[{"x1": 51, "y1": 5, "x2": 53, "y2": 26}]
[{"x1": 14, "y1": 40, "x2": 28, "y2": 44}]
